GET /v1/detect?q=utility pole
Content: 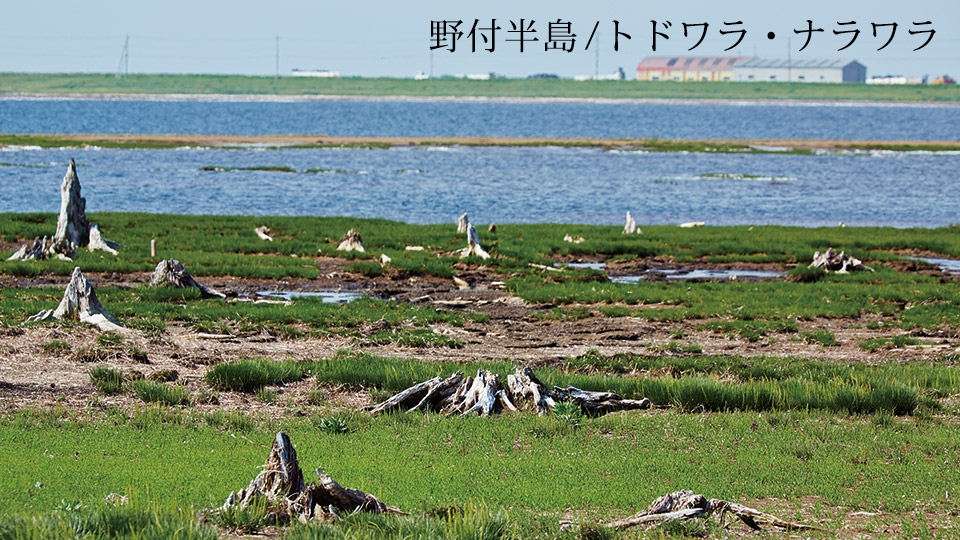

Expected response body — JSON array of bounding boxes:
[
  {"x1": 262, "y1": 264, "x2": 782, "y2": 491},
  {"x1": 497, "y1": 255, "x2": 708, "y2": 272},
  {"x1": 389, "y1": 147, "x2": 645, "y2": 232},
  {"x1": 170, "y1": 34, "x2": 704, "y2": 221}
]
[
  {"x1": 429, "y1": 49, "x2": 434, "y2": 79},
  {"x1": 275, "y1": 35, "x2": 280, "y2": 79},
  {"x1": 594, "y1": 31, "x2": 599, "y2": 79},
  {"x1": 787, "y1": 37, "x2": 792, "y2": 83},
  {"x1": 115, "y1": 34, "x2": 129, "y2": 78}
]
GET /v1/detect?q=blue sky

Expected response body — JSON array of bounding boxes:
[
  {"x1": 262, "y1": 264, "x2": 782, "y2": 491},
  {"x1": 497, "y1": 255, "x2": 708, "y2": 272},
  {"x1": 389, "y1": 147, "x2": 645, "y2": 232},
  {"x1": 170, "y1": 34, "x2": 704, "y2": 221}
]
[{"x1": 0, "y1": 0, "x2": 955, "y2": 79}]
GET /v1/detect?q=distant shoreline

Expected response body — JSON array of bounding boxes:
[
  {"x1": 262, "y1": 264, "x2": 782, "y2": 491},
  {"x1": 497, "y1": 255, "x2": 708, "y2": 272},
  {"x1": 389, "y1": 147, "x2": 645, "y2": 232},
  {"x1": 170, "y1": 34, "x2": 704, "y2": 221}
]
[
  {"x1": 3, "y1": 133, "x2": 960, "y2": 152},
  {"x1": 2, "y1": 92, "x2": 959, "y2": 108}
]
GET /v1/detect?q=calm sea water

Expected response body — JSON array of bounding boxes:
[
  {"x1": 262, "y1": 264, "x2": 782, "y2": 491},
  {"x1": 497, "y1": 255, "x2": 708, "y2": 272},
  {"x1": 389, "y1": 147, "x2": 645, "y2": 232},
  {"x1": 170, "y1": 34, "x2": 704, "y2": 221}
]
[
  {"x1": 1, "y1": 97, "x2": 958, "y2": 140},
  {"x1": 1, "y1": 145, "x2": 958, "y2": 227}
]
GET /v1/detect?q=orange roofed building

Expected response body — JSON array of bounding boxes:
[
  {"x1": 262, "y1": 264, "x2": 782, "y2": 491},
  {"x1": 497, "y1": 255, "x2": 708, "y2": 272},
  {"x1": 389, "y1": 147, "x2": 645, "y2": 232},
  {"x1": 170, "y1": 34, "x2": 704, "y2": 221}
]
[{"x1": 635, "y1": 56, "x2": 755, "y2": 82}]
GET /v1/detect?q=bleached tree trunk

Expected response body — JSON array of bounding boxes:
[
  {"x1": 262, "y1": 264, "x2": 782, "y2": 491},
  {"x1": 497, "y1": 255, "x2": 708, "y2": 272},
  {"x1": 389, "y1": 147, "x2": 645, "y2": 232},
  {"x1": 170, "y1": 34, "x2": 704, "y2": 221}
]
[
  {"x1": 624, "y1": 211, "x2": 640, "y2": 234},
  {"x1": 459, "y1": 224, "x2": 490, "y2": 259},
  {"x1": 150, "y1": 259, "x2": 225, "y2": 298},
  {"x1": 456, "y1": 213, "x2": 469, "y2": 233},
  {"x1": 8, "y1": 159, "x2": 117, "y2": 260},
  {"x1": 337, "y1": 229, "x2": 365, "y2": 252},
  {"x1": 222, "y1": 431, "x2": 403, "y2": 524},
  {"x1": 27, "y1": 267, "x2": 126, "y2": 333},
  {"x1": 52, "y1": 158, "x2": 89, "y2": 250}
]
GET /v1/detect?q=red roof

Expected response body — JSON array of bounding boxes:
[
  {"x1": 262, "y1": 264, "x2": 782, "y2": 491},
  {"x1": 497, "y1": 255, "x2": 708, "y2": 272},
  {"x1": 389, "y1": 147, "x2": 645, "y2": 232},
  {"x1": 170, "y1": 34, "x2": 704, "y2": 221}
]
[{"x1": 636, "y1": 56, "x2": 755, "y2": 71}]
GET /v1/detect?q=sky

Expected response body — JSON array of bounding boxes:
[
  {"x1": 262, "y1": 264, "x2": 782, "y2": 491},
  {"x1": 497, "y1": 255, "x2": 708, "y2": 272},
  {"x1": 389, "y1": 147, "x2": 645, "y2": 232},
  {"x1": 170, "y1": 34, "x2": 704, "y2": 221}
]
[{"x1": 0, "y1": 0, "x2": 956, "y2": 79}]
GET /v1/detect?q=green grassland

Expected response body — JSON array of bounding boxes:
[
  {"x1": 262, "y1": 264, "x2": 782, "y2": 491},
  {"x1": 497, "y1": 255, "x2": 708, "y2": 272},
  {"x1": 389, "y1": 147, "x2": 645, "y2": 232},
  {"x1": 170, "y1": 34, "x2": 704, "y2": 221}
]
[
  {"x1": 2, "y1": 72, "x2": 960, "y2": 102},
  {"x1": 3, "y1": 400, "x2": 960, "y2": 538},
  {"x1": 2, "y1": 213, "x2": 958, "y2": 279},
  {"x1": 3, "y1": 213, "x2": 960, "y2": 538}
]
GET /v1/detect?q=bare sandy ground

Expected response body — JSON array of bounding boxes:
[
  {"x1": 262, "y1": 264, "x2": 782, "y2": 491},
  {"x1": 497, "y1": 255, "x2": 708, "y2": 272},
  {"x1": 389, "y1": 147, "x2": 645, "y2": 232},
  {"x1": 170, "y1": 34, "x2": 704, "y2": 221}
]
[{"x1": 1, "y1": 257, "x2": 957, "y2": 417}]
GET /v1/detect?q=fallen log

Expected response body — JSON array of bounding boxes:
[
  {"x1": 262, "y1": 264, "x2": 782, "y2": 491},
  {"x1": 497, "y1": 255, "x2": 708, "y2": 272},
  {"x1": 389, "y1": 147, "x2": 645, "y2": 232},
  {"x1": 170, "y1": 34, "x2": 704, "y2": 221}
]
[
  {"x1": 810, "y1": 247, "x2": 872, "y2": 273},
  {"x1": 459, "y1": 224, "x2": 490, "y2": 259},
  {"x1": 606, "y1": 490, "x2": 815, "y2": 532},
  {"x1": 337, "y1": 229, "x2": 365, "y2": 252},
  {"x1": 27, "y1": 267, "x2": 127, "y2": 333},
  {"x1": 553, "y1": 386, "x2": 651, "y2": 417},
  {"x1": 221, "y1": 431, "x2": 403, "y2": 524},
  {"x1": 150, "y1": 259, "x2": 226, "y2": 298},
  {"x1": 370, "y1": 367, "x2": 649, "y2": 418}
]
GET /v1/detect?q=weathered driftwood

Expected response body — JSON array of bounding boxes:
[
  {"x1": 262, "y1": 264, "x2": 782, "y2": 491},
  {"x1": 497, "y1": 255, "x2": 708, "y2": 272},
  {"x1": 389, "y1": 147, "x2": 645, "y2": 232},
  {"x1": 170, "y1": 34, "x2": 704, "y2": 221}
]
[
  {"x1": 623, "y1": 211, "x2": 641, "y2": 234},
  {"x1": 337, "y1": 229, "x2": 365, "y2": 252},
  {"x1": 679, "y1": 221, "x2": 705, "y2": 228},
  {"x1": 563, "y1": 234, "x2": 585, "y2": 244},
  {"x1": 87, "y1": 224, "x2": 119, "y2": 255},
  {"x1": 150, "y1": 259, "x2": 226, "y2": 298},
  {"x1": 52, "y1": 158, "x2": 90, "y2": 250},
  {"x1": 255, "y1": 226, "x2": 274, "y2": 241},
  {"x1": 459, "y1": 224, "x2": 490, "y2": 259},
  {"x1": 27, "y1": 267, "x2": 126, "y2": 333},
  {"x1": 371, "y1": 367, "x2": 648, "y2": 418},
  {"x1": 221, "y1": 431, "x2": 403, "y2": 524},
  {"x1": 456, "y1": 213, "x2": 469, "y2": 233},
  {"x1": 606, "y1": 490, "x2": 814, "y2": 532},
  {"x1": 554, "y1": 386, "x2": 651, "y2": 417},
  {"x1": 810, "y1": 247, "x2": 872, "y2": 273}
]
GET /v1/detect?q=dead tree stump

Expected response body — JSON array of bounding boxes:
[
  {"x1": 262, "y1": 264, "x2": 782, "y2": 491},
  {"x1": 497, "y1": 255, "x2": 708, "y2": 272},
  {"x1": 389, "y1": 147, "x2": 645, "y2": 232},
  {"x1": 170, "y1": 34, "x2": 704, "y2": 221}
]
[
  {"x1": 52, "y1": 158, "x2": 89, "y2": 251},
  {"x1": 150, "y1": 259, "x2": 225, "y2": 298},
  {"x1": 456, "y1": 213, "x2": 469, "y2": 233},
  {"x1": 7, "y1": 237, "x2": 49, "y2": 261},
  {"x1": 8, "y1": 159, "x2": 117, "y2": 260},
  {"x1": 88, "y1": 224, "x2": 119, "y2": 255},
  {"x1": 255, "y1": 226, "x2": 274, "y2": 241},
  {"x1": 605, "y1": 490, "x2": 815, "y2": 532},
  {"x1": 507, "y1": 367, "x2": 555, "y2": 415},
  {"x1": 337, "y1": 229, "x2": 365, "y2": 252},
  {"x1": 370, "y1": 367, "x2": 649, "y2": 418},
  {"x1": 221, "y1": 431, "x2": 403, "y2": 524},
  {"x1": 459, "y1": 224, "x2": 490, "y2": 259},
  {"x1": 623, "y1": 211, "x2": 641, "y2": 234},
  {"x1": 810, "y1": 247, "x2": 872, "y2": 273},
  {"x1": 27, "y1": 267, "x2": 126, "y2": 333}
]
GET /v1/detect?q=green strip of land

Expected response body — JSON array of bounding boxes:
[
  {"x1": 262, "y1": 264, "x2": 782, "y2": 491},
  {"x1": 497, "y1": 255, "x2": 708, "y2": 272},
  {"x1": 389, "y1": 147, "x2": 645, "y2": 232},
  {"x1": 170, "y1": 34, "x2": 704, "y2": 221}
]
[
  {"x1": 3, "y1": 133, "x2": 960, "y2": 153},
  {"x1": 2, "y1": 73, "x2": 960, "y2": 102}
]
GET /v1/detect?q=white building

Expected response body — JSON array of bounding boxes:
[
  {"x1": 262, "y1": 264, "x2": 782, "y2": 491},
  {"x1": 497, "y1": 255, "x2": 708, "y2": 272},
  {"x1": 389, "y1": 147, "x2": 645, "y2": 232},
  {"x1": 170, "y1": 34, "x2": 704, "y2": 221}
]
[
  {"x1": 733, "y1": 59, "x2": 866, "y2": 83},
  {"x1": 868, "y1": 75, "x2": 926, "y2": 85}
]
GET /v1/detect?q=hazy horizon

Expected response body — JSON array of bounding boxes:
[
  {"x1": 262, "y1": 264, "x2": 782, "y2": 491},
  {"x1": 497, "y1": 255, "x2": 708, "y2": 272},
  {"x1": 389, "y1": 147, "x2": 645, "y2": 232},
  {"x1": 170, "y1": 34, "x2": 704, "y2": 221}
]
[{"x1": 1, "y1": 0, "x2": 955, "y2": 80}]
